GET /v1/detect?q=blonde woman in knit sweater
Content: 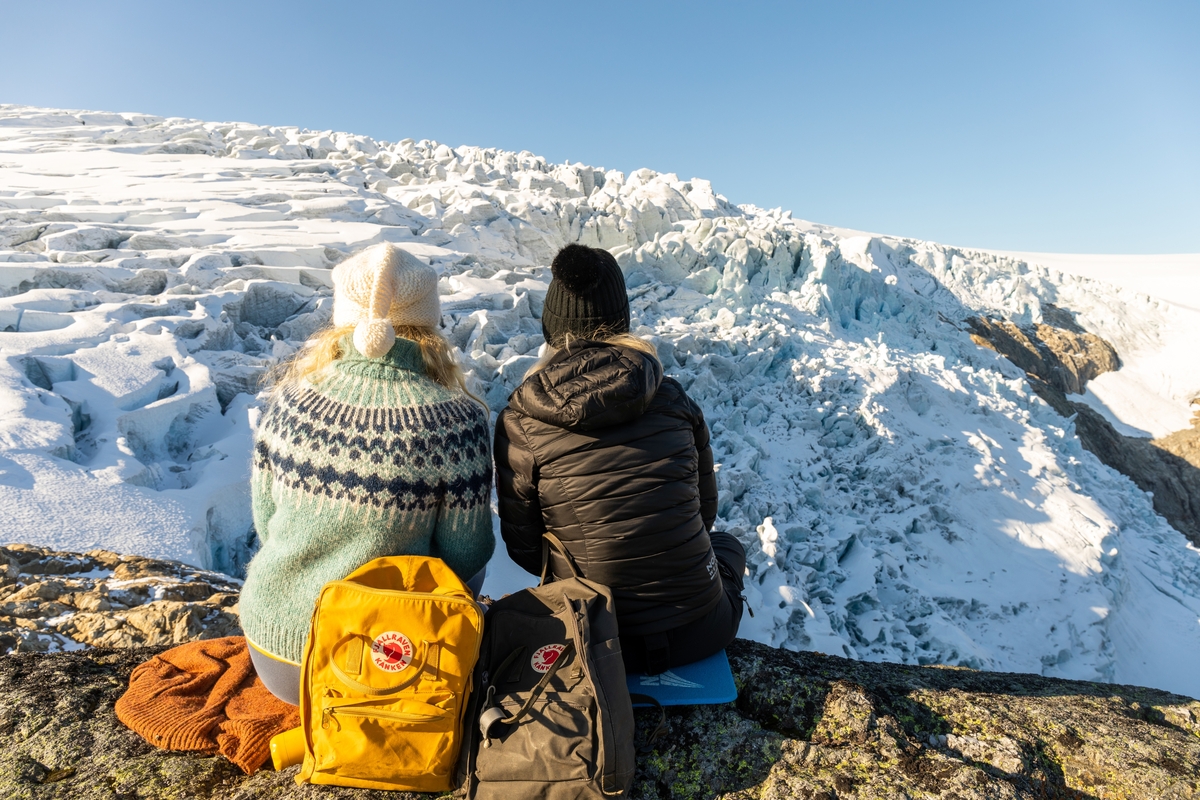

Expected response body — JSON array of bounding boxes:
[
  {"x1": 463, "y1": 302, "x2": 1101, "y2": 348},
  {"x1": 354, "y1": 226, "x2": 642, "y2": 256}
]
[{"x1": 240, "y1": 243, "x2": 495, "y2": 705}]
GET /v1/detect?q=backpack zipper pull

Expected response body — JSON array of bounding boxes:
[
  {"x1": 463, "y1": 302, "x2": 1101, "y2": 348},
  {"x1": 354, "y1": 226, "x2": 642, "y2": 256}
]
[{"x1": 480, "y1": 683, "x2": 497, "y2": 748}]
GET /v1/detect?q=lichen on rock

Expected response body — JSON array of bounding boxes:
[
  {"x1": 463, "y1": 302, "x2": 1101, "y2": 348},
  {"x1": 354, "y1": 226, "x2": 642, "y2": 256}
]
[{"x1": 2, "y1": 636, "x2": 1199, "y2": 798}]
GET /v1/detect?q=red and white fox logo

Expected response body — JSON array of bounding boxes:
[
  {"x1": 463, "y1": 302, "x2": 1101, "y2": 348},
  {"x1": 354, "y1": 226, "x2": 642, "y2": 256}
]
[
  {"x1": 531, "y1": 643, "x2": 566, "y2": 673},
  {"x1": 370, "y1": 631, "x2": 414, "y2": 673}
]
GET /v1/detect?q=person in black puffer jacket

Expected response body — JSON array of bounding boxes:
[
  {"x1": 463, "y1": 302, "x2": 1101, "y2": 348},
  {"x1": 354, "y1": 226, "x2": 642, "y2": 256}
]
[{"x1": 494, "y1": 243, "x2": 746, "y2": 674}]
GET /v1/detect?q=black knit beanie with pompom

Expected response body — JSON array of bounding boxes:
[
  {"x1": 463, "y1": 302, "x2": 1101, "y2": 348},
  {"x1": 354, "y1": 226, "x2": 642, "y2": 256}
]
[{"x1": 541, "y1": 244, "x2": 630, "y2": 346}]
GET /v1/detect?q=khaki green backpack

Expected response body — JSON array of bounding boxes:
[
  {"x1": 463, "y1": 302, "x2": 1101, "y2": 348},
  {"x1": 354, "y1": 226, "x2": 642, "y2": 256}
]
[{"x1": 461, "y1": 534, "x2": 656, "y2": 799}]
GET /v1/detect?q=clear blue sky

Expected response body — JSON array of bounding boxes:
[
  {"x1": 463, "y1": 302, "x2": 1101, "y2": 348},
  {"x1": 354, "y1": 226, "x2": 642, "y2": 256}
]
[{"x1": 2, "y1": 0, "x2": 1196, "y2": 253}]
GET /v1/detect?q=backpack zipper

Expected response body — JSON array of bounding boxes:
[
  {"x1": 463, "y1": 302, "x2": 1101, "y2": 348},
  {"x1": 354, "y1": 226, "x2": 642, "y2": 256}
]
[
  {"x1": 323, "y1": 583, "x2": 480, "y2": 607},
  {"x1": 322, "y1": 705, "x2": 449, "y2": 729}
]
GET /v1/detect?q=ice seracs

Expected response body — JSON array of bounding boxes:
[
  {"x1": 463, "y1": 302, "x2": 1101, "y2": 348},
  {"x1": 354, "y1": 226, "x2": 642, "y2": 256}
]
[{"x1": 2, "y1": 105, "x2": 1200, "y2": 697}]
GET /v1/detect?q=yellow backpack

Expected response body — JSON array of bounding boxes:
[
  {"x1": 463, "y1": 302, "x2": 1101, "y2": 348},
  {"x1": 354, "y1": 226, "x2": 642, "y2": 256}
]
[{"x1": 295, "y1": 555, "x2": 483, "y2": 792}]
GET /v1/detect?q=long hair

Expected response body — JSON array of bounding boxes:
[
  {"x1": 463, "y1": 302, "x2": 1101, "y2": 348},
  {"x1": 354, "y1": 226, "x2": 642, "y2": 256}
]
[
  {"x1": 266, "y1": 322, "x2": 485, "y2": 407},
  {"x1": 524, "y1": 330, "x2": 660, "y2": 380}
]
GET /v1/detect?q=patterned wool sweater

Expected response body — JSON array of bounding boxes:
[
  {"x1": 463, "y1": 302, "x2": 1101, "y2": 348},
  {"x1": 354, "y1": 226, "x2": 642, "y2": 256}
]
[{"x1": 240, "y1": 336, "x2": 494, "y2": 664}]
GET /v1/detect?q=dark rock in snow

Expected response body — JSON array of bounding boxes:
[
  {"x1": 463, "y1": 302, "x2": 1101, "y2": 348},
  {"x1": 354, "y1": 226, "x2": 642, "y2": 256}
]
[
  {"x1": 1030, "y1": 379, "x2": 1200, "y2": 547},
  {"x1": 966, "y1": 310, "x2": 1120, "y2": 397}
]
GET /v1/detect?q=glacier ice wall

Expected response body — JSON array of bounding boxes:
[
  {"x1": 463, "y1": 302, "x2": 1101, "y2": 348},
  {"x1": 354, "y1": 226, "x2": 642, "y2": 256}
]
[{"x1": 2, "y1": 106, "x2": 1199, "y2": 696}]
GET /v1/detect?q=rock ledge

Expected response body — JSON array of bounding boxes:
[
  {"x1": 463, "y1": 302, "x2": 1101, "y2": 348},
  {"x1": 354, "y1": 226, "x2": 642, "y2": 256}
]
[
  {"x1": 2, "y1": 639, "x2": 1198, "y2": 799},
  {"x1": 0, "y1": 544, "x2": 242, "y2": 655}
]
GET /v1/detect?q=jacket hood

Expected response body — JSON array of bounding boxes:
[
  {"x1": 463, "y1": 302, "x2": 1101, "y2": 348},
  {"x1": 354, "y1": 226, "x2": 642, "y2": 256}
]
[{"x1": 508, "y1": 341, "x2": 663, "y2": 431}]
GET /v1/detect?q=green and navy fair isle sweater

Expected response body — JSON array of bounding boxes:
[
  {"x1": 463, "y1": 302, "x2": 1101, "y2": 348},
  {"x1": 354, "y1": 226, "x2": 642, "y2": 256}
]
[{"x1": 240, "y1": 336, "x2": 494, "y2": 665}]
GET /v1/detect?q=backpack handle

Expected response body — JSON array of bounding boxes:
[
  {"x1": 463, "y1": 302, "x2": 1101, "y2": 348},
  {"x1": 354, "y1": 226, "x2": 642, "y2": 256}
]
[
  {"x1": 329, "y1": 633, "x2": 431, "y2": 697},
  {"x1": 540, "y1": 533, "x2": 582, "y2": 585}
]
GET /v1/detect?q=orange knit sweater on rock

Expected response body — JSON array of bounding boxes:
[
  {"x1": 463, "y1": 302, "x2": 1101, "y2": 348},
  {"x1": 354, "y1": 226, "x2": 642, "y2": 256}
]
[{"x1": 114, "y1": 636, "x2": 300, "y2": 774}]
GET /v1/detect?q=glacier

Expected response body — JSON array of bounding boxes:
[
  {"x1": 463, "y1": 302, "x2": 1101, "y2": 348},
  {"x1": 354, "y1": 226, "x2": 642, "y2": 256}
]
[{"x1": 2, "y1": 105, "x2": 1200, "y2": 697}]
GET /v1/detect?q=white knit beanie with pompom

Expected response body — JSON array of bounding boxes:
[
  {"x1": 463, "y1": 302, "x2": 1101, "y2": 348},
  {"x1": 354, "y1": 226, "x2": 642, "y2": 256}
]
[{"x1": 331, "y1": 243, "x2": 441, "y2": 358}]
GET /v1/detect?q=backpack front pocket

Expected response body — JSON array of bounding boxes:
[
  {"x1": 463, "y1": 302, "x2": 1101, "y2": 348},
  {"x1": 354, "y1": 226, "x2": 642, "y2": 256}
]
[
  {"x1": 473, "y1": 694, "x2": 595, "y2": 782},
  {"x1": 314, "y1": 694, "x2": 458, "y2": 779}
]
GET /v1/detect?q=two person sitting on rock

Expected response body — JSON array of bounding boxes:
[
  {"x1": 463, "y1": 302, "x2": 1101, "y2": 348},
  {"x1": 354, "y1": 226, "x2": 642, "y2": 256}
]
[{"x1": 239, "y1": 241, "x2": 746, "y2": 704}]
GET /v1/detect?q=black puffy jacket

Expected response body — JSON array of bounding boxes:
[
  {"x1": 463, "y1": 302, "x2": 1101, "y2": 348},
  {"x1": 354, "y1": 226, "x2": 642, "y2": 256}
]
[{"x1": 494, "y1": 340, "x2": 722, "y2": 636}]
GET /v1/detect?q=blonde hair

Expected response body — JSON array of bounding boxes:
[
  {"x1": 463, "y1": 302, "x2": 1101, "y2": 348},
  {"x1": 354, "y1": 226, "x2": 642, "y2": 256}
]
[
  {"x1": 525, "y1": 331, "x2": 660, "y2": 380},
  {"x1": 267, "y1": 323, "x2": 485, "y2": 407}
]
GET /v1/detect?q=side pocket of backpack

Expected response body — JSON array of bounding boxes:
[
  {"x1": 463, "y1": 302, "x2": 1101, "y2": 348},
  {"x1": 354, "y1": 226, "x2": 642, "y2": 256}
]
[
  {"x1": 296, "y1": 583, "x2": 330, "y2": 785},
  {"x1": 586, "y1": 634, "x2": 636, "y2": 794},
  {"x1": 459, "y1": 647, "x2": 488, "y2": 798}
]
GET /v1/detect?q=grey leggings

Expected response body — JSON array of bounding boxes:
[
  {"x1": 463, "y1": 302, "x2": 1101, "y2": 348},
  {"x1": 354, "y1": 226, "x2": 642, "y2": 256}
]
[
  {"x1": 250, "y1": 566, "x2": 487, "y2": 706},
  {"x1": 249, "y1": 646, "x2": 303, "y2": 706}
]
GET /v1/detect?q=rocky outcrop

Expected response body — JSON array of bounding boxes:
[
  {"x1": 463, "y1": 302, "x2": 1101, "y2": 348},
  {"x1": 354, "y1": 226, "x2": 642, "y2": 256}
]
[
  {"x1": 2, "y1": 638, "x2": 1199, "y2": 799},
  {"x1": 1154, "y1": 397, "x2": 1200, "y2": 476},
  {"x1": 2, "y1": 545, "x2": 1198, "y2": 797},
  {"x1": 0, "y1": 544, "x2": 242, "y2": 655},
  {"x1": 968, "y1": 307, "x2": 1200, "y2": 545},
  {"x1": 966, "y1": 306, "x2": 1120, "y2": 396}
]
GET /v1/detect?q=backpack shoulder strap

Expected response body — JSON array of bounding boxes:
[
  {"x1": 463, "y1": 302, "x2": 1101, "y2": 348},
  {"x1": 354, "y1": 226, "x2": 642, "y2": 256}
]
[
  {"x1": 643, "y1": 632, "x2": 671, "y2": 676},
  {"x1": 628, "y1": 693, "x2": 667, "y2": 753}
]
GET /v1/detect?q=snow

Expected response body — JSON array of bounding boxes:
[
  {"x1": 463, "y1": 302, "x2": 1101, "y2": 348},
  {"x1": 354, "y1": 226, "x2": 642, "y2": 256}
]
[
  {"x1": 984, "y1": 249, "x2": 1200, "y2": 438},
  {"x1": 987, "y1": 251, "x2": 1200, "y2": 314},
  {"x1": 3, "y1": 105, "x2": 1200, "y2": 696}
]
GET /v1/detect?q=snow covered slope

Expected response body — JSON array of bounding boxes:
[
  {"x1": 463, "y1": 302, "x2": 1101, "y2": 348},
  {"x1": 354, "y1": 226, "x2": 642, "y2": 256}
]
[
  {"x1": 980, "y1": 249, "x2": 1200, "y2": 438},
  {"x1": 3, "y1": 106, "x2": 1199, "y2": 697}
]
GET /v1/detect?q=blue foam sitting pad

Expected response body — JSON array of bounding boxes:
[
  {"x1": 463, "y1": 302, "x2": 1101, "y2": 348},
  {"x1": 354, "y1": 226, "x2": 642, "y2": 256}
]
[{"x1": 626, "y1": 649, "x2": 737, "y2": 707}]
